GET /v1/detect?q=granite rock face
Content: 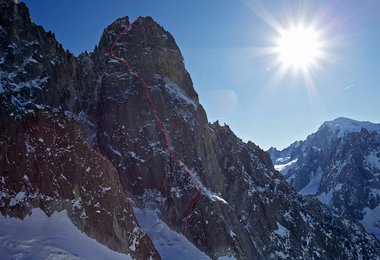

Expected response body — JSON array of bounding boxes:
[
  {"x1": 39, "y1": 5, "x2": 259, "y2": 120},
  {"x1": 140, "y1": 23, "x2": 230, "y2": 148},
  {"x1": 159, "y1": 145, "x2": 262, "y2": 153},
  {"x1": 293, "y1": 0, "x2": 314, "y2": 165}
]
[
  {"x1": 0, "y1": 111, "x2": 158, "y2": 259},
  {"x1": 1, "y1": 0, "x2": 380, "y2": 259},
  {"x1": 0, "y1": 1, "x2": 158, "y2": 259}
]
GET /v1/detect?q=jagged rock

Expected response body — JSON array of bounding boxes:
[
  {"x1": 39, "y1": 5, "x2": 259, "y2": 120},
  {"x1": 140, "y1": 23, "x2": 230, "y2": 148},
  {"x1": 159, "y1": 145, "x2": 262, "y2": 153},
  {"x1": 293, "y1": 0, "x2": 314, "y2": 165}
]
[
  {"x1": 270, "y1": 117, "x2": 380, "y2": 240},
  {"x1": 0, "y1": 110, "x2": 159, "y2": 259},
  {"x1": 0, "y1": 1, "x2": 158, "y2": 259}
]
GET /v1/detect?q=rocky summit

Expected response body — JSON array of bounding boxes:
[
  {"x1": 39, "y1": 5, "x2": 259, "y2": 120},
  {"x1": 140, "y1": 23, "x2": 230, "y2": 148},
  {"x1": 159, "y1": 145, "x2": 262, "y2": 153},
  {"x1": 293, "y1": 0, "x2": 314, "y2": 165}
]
[{"x1": 1, "y1": 0, "x2": 380, "y2": 259}]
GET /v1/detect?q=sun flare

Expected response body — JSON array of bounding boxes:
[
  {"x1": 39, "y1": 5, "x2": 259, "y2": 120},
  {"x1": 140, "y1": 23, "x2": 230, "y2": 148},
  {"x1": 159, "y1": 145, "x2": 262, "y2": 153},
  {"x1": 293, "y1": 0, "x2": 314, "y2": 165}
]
[{"x1": 275, "y1": 25, "x2": 322, "y2": 70}]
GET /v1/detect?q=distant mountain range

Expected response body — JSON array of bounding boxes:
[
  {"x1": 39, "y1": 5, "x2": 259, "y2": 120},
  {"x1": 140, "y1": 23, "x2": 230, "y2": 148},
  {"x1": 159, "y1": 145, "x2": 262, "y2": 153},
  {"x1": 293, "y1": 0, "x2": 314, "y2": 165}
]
[{"x1": 269, "y1": 117, "x2": 380, "y2": 240}]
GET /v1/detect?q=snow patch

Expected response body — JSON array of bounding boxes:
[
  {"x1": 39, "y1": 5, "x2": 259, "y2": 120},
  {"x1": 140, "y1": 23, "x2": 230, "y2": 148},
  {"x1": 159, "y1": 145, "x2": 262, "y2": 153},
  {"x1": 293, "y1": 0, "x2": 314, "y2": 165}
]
[
  {"x1": 275, "y1": 157, "x2": 290, "y2": 164},
  {"x1": 170, "y1": 186, "x2": 183, "y2": 198},
  {"x1": 203, "y1": 188, "x2": 228, "y2": 204},
  {"x1": 100, "y1": 187, "x2": 112, "y2": 192},
  {"x1": 128, "y1": 151, "x2": 146, "y2": 162},
  {"x1": 316, "y1": 190, "x2": 334, "y2": 205},
  {"x1": 274, "y1": 158, "x2": 298, "y2": 174},
  {"x1": 133, "y1": 206, "x2": 210, "y2": 259},
  {"x1": 299, "y1": 168, "x2": 323, "y2": 195},
  {"x1": 109, "y1": 146, "x2": 122, "y2": 157},
  {"x1": 27, "y1": 57, "x2": 38, "y2": 64},
  {"x1": 218, "y1": 255, "x2": 237, "y2": 260},
  {"x1": 9, "y1": 192, "x2": 26, "y2": 207},
  {"x1": 364, "y1": 151, "x2": 380, "y2": 174},
  {"x1": 71, "y1": 199, "x2": 82, "y2": 210},
  {"x1": 174, "y1": 162, "x2": 228, "y2": 205},
  {"x1": 274, "y1": 222, "x2": 290, "y2": 237},
  {"x1": 360, "y1": 205, "x2": 380, "y2": 240},
  {"x1": 0, "y1": 208, "x2": 131, "y2": 259},
  {"x1": 164, "y1": 78, "x2": 197, "y2": 109},
  {"x1": 129, "y1": 236, "x2": 138, "y2": 252}
]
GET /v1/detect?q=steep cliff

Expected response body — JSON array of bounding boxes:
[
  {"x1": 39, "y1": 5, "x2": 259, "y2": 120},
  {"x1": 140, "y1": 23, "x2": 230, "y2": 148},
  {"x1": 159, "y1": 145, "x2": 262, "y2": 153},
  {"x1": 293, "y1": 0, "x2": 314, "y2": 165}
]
[{"x1": 0, "y1": 1, "x2": 158, "y2": 258}]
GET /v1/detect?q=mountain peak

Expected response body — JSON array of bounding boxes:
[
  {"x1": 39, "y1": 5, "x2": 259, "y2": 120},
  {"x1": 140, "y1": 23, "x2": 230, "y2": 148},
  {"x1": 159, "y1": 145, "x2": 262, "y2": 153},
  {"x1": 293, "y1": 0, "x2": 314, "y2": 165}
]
[
  {"x1": 96, "y1": 15, "x2": 198, "y2": 100},
  {"x1": 320, "y1": 117, "x2": 380, "y2": 137},
  {"x1": 99, "y1": 15, "x2": 173, "y2": 47}
]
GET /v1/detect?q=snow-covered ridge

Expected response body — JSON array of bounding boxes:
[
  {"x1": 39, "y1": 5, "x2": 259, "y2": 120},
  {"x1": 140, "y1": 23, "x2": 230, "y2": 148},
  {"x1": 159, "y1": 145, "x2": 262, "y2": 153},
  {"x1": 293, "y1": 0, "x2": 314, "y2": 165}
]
[
  {"x1": 132, "y1": 206, "x2": 210, "y2": 259},
  {"x1": 270, "y1": 116, "x2": 380, "y2": 241},
  {"x1": 320, "y1": 117, "x2": 380, "y2": 137}
]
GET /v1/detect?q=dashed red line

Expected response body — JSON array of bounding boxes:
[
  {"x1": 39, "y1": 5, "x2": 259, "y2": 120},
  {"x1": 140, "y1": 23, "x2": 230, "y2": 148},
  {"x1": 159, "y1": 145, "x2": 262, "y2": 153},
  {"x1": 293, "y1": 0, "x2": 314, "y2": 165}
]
[{"x1": 109, "y1": 16, "x2": 202, "y2": 237}]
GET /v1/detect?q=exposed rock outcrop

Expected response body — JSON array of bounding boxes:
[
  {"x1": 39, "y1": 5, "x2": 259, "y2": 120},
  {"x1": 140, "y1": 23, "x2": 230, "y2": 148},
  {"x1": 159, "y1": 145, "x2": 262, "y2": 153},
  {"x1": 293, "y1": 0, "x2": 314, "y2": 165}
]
[
  {"x1": 0, "y1": 1, "x2": 158, "y2": 258},
  {"x1": 269, "y1": 117, "x2": 380, "y2": 240}
]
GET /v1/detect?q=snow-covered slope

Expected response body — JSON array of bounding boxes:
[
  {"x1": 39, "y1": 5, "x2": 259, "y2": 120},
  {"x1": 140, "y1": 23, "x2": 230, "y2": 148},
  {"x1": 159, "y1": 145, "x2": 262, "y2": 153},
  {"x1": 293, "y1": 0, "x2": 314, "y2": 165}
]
[
  {"x1": 269, "y1": 117, "x2": 380, "y2": 240},
  {"x1": 268, "y1": 141, "x2": 303, "y2": 176},
  {"x1": 133, "y1": 206, "x2": 210, "y2": 260},
  {"x1": 321, "y1": 117, "x2": 380, "y2": 138},
  {"x1": 273, "y1": 158, "x2": 298, "y2": 174},
  {"x1": 0, "y1": 208, "x2": 131, "y2": 260},
  {"x1": 269, "y1": 117, "x2": 380, "y2": 177}
]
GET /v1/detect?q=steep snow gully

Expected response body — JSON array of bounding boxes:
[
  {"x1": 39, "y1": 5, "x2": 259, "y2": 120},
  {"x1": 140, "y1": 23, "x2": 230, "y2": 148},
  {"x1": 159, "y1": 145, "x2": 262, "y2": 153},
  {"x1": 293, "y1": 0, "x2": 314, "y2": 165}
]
[{"x1": 109, "y1": 16, "x2": 203, "y2": 237}]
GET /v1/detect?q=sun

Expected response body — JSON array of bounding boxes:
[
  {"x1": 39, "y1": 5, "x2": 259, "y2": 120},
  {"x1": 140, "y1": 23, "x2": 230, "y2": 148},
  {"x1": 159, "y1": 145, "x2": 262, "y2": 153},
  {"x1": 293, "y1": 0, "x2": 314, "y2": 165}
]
[
  {"x1": 241, "y1": 2, "x2": 333, "y2": 117},
  {"x1": 275, "y1": 25, "x2": 322, "y2": 70}
]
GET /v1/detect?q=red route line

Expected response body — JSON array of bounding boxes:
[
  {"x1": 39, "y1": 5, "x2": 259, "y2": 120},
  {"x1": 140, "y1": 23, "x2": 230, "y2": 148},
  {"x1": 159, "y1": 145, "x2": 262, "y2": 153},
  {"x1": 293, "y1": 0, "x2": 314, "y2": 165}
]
[{"x1": 109, "y1": 16, "x2": 202, "y2": 237}]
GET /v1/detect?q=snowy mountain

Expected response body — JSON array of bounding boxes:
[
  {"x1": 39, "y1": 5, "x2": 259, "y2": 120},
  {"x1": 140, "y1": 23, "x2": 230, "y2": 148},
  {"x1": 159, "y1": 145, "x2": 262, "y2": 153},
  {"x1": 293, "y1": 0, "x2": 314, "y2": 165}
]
[
  {"x1": 268, "y1": 140, "x2": 302, "y2": 174},
  {"x1": 1, "y1": 0, "x2": 380, "y2": 258},
  {"x1": 269, "y1": 117, "x2": 380, "y2": 240},
  {"x1": 322, "y1": 117, "x2": 380, "y2": 137}
]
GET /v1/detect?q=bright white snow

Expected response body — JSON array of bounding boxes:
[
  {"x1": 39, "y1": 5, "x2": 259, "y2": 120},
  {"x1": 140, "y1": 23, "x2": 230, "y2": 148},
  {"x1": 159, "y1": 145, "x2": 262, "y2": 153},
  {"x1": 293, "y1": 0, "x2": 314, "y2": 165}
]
[
  {"x1": 360, "y1": 205, "x2": 380, "y2": 240},
  {"x1": 133, "y1": 206, "x2": 210, "y2": 259},
  {"x1": 274, "y1": 158, "x2": 298, "y2": 174},
  {"x1": 9, "y1": 191, "x2": 26, "y2": 207},
  {"x1": 203, "y1": 188, "x2": 228, "y2": 204},
  {"x1": 322, "y1": 117, "x2": 380, "y2": 137},
  {"x1": 0, "y1": 208, "x2": 130, "y2": 260},
  {"x1": 275, "y1": 157, "x2": 290, "y2": 164}
]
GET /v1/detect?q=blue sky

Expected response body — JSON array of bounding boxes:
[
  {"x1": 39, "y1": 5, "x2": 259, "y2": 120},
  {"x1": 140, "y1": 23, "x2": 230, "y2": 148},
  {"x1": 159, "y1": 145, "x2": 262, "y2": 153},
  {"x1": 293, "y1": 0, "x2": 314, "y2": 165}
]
[{"x1": 22, "y1": 0, "x2": 380, "y2": 150}]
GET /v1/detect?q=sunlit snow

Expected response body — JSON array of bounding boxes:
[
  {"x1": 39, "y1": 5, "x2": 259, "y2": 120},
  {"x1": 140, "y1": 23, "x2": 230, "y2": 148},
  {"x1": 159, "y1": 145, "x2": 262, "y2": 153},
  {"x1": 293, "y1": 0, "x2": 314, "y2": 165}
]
[
  {"x1": 133, "y1": 206, "x2": 210, "y2": 259},
  {"x1": 0, "y1": 208, "x2": 130, "y2": 260}
]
